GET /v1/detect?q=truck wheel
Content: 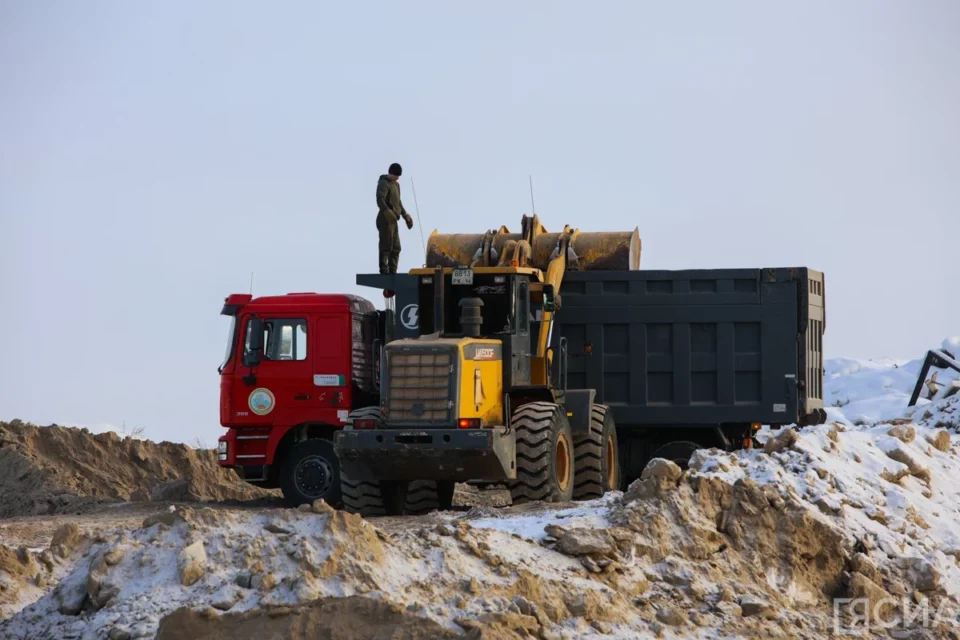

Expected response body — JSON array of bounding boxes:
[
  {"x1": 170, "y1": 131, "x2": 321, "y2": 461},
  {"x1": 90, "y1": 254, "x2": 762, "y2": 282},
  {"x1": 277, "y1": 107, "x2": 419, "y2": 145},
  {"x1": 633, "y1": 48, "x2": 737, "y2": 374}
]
[
  {"x1": 650, "y1": 441, "x2": 701, "y2": 471},
  {"x1": 340, "y1": 469, "x2": 388, "y2": 517},
  {"x1": 572, "y1": 404, "x2": 619, "y2": 500},
  {"x1": 280, "y1": 439, "x2": 341, "y2": 508},
  {"x1": 509, "y1": 402, "x2": 575, "y2": 505},
  {"x1": 405, "y1": 480, "x2": 456, "y2": 515}
]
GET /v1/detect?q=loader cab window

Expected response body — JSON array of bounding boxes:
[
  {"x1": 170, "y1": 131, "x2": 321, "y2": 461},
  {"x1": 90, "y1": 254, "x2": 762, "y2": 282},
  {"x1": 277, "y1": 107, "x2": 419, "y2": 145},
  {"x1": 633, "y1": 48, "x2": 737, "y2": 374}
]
[{"x1": 245, "y1": 318, "x2": 308, "y2": 362}]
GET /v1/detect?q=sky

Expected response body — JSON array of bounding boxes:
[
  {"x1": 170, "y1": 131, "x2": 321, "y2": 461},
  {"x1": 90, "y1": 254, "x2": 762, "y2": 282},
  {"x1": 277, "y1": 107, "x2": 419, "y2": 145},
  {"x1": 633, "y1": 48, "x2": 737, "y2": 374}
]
[{"x1": 1, "y1": 1, "x2": 957, "y2": 444}]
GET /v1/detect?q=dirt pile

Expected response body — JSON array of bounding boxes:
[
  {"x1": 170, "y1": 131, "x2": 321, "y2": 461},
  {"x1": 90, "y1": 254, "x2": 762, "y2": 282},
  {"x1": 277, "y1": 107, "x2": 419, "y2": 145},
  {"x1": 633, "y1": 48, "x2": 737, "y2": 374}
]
[
  {"x1": 0, "y1": 523, "x2": 89, "y2": 619},
  {"x1": 154, "y1": 596, "x2": 469, "y2": 640},
  {"x1": 0, "y1": 421, "x2": 276, "y2": 518},
  {"x1": 0, "y1": 479, "x2": 863, "y2": 639}
]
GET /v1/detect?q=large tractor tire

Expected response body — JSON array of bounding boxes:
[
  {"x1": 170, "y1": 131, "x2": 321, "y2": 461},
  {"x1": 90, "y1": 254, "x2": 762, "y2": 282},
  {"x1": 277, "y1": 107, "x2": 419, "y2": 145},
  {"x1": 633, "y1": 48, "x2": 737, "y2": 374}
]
[
  {"x1": 340, "y1": 407, "x2": 456, "y2": 517},
  {"x1": 279, "y1": 438, "x2": 341, "y2": 508},
  {"x1": 404, "y1": 480, "x2": 456, "y2": 515},
  {"x1": 341, "y1": 474, "x2": 455, "y2": 517},
  {"x1": 340, "y1": 407, "x2": 389, "y2": 516},
  {"x1": 572, "y1": 404, "x2": 620, "y2": 500},
  {"x1": 509, "y1": 402, "x2": 575, "y2": 505},
  {"x1": 649, "y1": 440, "x2": 702, "y2": 471}
]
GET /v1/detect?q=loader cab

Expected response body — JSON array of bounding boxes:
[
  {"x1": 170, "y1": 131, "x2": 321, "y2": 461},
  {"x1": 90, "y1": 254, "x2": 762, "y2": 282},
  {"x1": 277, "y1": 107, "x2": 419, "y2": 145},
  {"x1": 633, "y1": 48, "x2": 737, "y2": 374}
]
[{"x1": 412, "y1": 267, "x2": 554, "y2": 390}]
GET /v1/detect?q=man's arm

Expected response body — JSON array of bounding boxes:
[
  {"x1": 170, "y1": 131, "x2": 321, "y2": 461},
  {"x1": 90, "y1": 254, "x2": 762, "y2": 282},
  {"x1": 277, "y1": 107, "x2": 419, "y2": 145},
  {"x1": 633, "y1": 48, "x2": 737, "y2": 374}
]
[
  {"x1": 376, "y1": 180, "x2": 396, "y2": 221},
  {"x1": 397, "y1": 184, "x2": 414, "y2": 229}
]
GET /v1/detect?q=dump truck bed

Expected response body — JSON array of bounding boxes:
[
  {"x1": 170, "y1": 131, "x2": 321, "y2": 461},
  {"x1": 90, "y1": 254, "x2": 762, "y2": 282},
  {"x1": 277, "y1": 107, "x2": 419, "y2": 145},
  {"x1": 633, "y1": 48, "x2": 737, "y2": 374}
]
[{"x1": 554, "y1": 267, "x2": 825, "y2": 429}]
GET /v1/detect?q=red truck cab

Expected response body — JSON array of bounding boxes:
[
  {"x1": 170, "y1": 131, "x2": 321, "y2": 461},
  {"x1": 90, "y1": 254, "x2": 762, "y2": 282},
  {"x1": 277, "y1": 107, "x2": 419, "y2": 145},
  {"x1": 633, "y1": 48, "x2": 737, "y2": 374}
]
[{"x1": 217, "y1": 292, "x2": 383, "y2": 505}]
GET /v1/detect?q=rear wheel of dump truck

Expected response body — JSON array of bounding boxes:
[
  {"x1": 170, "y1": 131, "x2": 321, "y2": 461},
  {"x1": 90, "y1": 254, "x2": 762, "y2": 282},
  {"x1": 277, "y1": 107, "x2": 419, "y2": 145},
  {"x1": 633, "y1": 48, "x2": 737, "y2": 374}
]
[
  {"x1": 650, "y1": 441, "x2": 702, "y2": 471},
  {"x1": 279, "y1": 438, "x2": 341, "y2": 508},
  {"x1": 572, "y1": 404, "x2": 619, "y2": 500},
  {"x1": 509, "y1": 402, "x2": 575, "y2": 505}
]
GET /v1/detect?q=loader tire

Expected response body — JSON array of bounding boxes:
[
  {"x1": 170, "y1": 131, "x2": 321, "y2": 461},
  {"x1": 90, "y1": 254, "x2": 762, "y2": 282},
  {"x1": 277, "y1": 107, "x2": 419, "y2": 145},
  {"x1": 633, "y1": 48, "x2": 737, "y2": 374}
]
[
  {"x1": 340, "y1": 469, "x2": 388, "y2": 517},
  {"x1": 404, "y1": 480, "x2": 456, "y2": 515},
  {"x1": 572, "y1": 404, "x2": 619, "y2": 500},
  {"x1": 509, "y1": 402, "x2": 575, "y2": 505},
  {"x1": 344, "y1": 406, "x2": 383, "y2": 428}
]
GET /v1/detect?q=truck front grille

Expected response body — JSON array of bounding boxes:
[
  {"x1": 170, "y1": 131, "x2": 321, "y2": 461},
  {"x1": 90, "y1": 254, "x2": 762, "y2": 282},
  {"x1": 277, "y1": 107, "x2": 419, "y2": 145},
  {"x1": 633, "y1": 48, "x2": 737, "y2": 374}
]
[{"x1": 385, "y1": 346, "x2": 456, "y2": 424}]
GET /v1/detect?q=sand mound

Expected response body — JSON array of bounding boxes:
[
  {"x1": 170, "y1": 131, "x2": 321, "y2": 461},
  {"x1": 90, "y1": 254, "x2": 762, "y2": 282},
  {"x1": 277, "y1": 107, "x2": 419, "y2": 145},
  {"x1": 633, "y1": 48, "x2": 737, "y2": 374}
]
[
  {"x1": 0, "y1": 421, "x2": 275, "y2": 518},
  {"x1": 155, "y1": 596, "x2": 468, "y2": 640}
]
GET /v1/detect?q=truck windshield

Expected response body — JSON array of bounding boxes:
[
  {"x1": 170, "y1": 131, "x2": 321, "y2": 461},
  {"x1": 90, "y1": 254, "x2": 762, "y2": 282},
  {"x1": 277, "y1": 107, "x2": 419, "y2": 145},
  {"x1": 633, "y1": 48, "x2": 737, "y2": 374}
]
[{"x1": 219, "y1": 316, "x2": 237, "y2": 373}]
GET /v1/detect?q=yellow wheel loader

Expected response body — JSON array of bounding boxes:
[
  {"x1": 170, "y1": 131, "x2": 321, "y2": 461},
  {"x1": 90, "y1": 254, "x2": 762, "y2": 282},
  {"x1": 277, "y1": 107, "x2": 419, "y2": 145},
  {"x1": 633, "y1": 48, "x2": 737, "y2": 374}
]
[{"x1": 335, "y1": 215, "x2": 639, "y2": 515}]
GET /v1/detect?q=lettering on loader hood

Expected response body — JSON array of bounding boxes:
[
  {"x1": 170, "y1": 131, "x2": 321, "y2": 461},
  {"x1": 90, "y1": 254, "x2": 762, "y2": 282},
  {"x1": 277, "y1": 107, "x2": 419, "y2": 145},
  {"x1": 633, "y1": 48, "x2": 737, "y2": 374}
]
[{"x1": 464, "y1": 344, "x2": 502, "y2": 361}]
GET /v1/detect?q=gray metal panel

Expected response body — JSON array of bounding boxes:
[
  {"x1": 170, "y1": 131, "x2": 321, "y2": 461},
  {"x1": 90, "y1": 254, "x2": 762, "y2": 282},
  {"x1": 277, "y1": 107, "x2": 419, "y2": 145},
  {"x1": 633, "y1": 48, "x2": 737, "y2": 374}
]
[
  {"x1": 356, "y1": 274, "x2": 420, "y2": 340},
  {"x1": 554, "y1": 268, "x2": 825, "y2": 429}
]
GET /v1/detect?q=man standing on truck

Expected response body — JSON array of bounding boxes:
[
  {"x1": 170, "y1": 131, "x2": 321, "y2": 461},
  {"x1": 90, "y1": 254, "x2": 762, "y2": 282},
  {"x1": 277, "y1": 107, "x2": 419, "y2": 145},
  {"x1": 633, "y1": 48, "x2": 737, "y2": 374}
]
[{"x1": 376, "y1": 163, "x2": 414, "y2": 274}]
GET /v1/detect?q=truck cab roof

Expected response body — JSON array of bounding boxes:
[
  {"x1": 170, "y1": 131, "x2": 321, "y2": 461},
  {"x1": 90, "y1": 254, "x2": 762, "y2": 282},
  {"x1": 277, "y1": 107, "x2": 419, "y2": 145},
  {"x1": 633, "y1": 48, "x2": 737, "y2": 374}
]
[{"x1": 222, "y1": 293, "x2": 375, "y2": 316}]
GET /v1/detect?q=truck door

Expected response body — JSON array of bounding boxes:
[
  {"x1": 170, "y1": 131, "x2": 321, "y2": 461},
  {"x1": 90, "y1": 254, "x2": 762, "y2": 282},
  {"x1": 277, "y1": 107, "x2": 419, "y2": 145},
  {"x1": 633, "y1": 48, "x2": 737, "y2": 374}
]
[
  {"x1": 237, "y1": 315, "x2": 314, "y2": 425},
  {"x1": 311, "y1": 314, "x2": 350, "y2": 424}
]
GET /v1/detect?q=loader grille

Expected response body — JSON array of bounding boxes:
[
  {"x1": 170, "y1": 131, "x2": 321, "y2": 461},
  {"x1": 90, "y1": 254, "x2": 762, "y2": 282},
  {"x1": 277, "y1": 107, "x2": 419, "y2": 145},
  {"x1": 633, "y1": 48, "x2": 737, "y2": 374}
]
[{"x1": 384, "y1": 345, "x2": 457, "y2": 424}]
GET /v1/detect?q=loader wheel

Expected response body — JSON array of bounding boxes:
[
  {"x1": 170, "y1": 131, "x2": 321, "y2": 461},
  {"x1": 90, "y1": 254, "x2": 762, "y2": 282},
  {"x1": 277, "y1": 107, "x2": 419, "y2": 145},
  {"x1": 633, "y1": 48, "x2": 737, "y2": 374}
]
[
  {"x1": 404, "y1": 480, "x2": 456, "y2": 515},
  {"x1": 340, "y1": 469, "x2": 389, "y2": 516},
  {"x1": 280, "y1": 438, "x2": 341, "y2": 508},
  {"x1": 509, "y1": 402, "x2": 575, "y2": 505},
  {"x1": 342, "y1": 473, "x2": 450, "y2": 517},
  {"x1": 650, "y1": 441, "x2": 702, "y2": 471},
  {"x1": 572, "y1": 404, "x2": 619, "y2": 500}
]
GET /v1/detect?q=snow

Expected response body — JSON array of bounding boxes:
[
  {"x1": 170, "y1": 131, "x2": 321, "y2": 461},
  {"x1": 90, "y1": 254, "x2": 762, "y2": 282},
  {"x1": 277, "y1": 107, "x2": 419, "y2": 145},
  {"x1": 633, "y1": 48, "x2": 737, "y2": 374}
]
[
  {"x1": 823, "y1": 340, "x2": 960, "y2": 426},
  {"x1": 467, "y1": 494, "x2": 618, "y2": 540},
  {"x1": 3, "y1": 336, "x2": 960, "y2": 638},
  {"x1": 695, "y1": 336, "x2": 960, "y2": 597}
]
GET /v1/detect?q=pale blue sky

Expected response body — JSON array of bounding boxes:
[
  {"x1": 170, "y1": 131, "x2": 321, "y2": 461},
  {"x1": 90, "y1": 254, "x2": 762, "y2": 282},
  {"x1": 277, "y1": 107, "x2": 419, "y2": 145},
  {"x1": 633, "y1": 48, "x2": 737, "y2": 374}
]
[{"x1": 1, "y1": 1, "x2": 957, "y2": 443}]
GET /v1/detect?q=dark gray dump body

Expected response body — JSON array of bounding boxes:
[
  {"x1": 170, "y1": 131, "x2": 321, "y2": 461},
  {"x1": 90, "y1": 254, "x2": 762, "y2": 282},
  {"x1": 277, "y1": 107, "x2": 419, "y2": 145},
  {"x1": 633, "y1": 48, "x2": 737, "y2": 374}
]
[{"x1": 553, "y1": 267, "x2": 825, "y2": 429}]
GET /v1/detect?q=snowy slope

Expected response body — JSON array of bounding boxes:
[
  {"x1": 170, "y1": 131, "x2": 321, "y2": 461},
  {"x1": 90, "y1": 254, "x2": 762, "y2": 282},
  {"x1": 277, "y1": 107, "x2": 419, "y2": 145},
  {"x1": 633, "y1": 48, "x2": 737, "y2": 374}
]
[{"x1": 823, "y1": 337, "x2": 960, "y2": 427}]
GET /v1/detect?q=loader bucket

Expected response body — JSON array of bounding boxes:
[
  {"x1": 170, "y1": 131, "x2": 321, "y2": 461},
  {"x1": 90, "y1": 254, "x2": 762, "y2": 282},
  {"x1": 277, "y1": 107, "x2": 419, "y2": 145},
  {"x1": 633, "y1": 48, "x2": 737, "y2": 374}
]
[{"x1": 425, "y1": 219, "x2": 640, "y2": 272}]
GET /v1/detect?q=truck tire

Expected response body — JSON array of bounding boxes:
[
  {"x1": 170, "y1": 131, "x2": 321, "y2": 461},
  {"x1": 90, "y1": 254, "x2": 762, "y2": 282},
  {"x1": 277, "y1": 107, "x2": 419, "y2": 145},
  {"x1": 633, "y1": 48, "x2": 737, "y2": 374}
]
[
  {"x1": 279, "y1": 438, "x2": 341, "y2": 508},
  {"x1": 404, "y1": 480, "x2": 456, "y2": 515},
  {"x1": 572, "y1": 404, "x2": 619, "y2": 500},
  {"x1": 650, "y1": 441, "x2": 701, "y2": 471},
  {"x1": 509, "y1": 402, "x2": 575, "y2": 505}
]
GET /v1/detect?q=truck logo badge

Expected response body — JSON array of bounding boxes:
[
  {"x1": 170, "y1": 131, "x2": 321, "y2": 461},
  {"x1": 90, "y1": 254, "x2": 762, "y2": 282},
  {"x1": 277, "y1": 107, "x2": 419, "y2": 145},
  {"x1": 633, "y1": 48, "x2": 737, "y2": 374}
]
[
  {"x1": 248, "y1": 388, "x2": 275, "y2": 416},
  {"x1": 474, "y1": 347, "x2": 496, "y2": 360},
  {"x1": 401, "y1": 304, "x2": 419, "y2": 330}
]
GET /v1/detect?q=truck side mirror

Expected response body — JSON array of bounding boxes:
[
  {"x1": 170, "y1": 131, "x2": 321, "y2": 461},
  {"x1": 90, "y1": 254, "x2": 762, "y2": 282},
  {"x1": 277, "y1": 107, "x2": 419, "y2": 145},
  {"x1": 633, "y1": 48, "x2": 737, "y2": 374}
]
[{"x1": 243, "y1": 317, "x2": 264, "y2": 367}]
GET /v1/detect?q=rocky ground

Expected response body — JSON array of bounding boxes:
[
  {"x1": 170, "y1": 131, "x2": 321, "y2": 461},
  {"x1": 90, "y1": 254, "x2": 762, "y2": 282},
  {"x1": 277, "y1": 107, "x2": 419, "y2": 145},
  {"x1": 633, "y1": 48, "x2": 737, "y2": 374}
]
[{"x1": 1, "y1": 341, "x2": 959, "y2": 639}]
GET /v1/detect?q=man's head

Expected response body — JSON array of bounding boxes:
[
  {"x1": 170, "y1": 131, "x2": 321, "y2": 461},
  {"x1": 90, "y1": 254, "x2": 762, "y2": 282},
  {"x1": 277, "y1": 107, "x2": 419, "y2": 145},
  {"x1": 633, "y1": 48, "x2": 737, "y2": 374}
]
[{"x1": 388, "y1": 163, "x2": 402, "y2": 181}]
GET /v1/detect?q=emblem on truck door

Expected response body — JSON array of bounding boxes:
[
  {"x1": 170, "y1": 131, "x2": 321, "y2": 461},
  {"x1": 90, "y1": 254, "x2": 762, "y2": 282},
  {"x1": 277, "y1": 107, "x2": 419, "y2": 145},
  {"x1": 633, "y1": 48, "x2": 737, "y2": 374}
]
[{"x1": 248, "y1": 388, "x2": 276, "y2": 416}]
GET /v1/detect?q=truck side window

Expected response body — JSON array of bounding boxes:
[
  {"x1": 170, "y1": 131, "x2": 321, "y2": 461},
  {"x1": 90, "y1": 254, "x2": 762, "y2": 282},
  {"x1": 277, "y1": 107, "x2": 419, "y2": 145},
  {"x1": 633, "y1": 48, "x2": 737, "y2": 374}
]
[{"x1": 245, "y1": 319, "x2": 308, "y2": 362}]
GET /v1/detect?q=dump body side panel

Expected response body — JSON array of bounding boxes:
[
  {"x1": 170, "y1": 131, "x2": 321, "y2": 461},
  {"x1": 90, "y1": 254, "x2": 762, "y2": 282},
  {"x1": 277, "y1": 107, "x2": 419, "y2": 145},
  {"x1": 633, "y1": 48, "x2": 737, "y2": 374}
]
[{"x1": 554, "y1": 268, "x2": 825, "y2": 429}]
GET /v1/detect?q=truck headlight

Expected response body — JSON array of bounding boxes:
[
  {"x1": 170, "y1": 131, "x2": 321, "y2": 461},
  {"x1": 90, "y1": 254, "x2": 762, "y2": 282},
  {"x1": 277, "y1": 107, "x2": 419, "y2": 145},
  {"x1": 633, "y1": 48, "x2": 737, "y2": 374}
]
[{"x1": 217, "y1": 441, "x2": 228, "y2": 461}]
